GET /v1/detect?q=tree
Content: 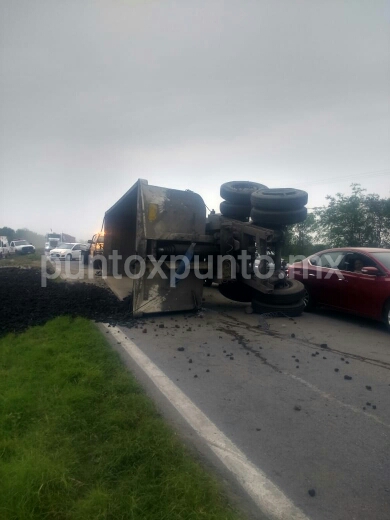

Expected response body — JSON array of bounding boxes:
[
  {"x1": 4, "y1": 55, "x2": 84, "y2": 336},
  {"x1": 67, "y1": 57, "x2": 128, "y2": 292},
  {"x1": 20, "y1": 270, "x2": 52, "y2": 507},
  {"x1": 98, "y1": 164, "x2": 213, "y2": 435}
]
[
  {"x1": 281, "y1": 184, "x2": 390, "y2": 257},
  {"x1": 313, "y1": 184, "x2": 390, "y2": 248},
  {"x1": 0, "y1": 227, "x2": 16, "y2": 241},
  {"x1": 15, "y1": 228, "x2": 45, "y2": 248},
  {"x1": 282, "y1": 213, "x2": 319, "y2": 257},
  {"x1": 0, "y1": 227, "x2": 46, "y2": 248}
]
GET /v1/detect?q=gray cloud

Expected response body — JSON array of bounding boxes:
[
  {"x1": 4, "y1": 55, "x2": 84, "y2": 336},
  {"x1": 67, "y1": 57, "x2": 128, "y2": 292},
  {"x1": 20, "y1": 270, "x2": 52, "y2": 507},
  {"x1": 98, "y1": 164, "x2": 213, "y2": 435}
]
[{"x1": 1, "y1": 0, "x2": 389, "y2": 239}]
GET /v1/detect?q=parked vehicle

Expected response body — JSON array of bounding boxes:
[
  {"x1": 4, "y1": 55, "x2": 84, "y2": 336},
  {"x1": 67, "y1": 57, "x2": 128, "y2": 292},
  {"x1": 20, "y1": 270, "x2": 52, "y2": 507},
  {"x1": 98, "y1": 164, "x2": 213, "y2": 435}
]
[
  {"x1": 45, "y1": 232, "x2": 76, "y2": 253},
  {"x1": 287, "y1": 247, "x2": 390, "y2": 330},
  {"x1": 50, "y1": 243, "x2": 88, "y2": 261},
  {"x1": 9, "y1": 239, "x2": 36, "y2": 255},
  {"x1": 0, "y1": 236, "x2": 10, "y2": 258},
  {"x1": 88, "y1": 232, "x2": 104, "y2": 267}
]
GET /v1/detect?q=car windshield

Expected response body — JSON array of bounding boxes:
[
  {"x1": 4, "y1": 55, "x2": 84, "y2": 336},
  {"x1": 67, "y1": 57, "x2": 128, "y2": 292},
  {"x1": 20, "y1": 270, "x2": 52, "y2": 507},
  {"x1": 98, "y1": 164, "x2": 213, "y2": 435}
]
[
  {"x1": 59, "y1": 243, "x2": 74, "y2": 249},
  {"x1": 370, "y1": 251, "x2": 390, "y2": 270},
  {"x1": 15, "y1": 240, "x2": 29, "y2": 245}
]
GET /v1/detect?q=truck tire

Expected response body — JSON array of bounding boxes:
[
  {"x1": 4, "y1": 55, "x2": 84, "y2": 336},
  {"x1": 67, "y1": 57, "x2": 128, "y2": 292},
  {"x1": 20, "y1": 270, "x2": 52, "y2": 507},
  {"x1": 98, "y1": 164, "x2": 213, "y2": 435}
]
[
  {"x1": 218, "y1": 282, "x2": 255, "y2": 302},
  {"x1": 251, "y1": 298, "x2": 305, "y2": 317},
  {"x1": 251, "y1": 188, "x2": 308, "y2": 211},
  {"x1": 220, "y1": 181, "x2": 268, "y2": 205},
  {"x1": 250, "y1": 207, "x2": 307, "y2": 226},
  {"x1": 220, "y1": 201, "x2": 251, "y2": 220},
  {"x1": 253, "y1": 279, "x2": 305, "y2": 305}
]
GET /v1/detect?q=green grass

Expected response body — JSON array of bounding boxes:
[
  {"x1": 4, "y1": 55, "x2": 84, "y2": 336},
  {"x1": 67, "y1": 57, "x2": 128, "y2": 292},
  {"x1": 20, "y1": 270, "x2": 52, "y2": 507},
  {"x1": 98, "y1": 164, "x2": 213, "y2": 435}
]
[
  {"x1": 0, "y1": 252, "x2": 44, "y2": 268},
  {"x1": 0, "y1": 317, "x2": 245, "y2": 520}
]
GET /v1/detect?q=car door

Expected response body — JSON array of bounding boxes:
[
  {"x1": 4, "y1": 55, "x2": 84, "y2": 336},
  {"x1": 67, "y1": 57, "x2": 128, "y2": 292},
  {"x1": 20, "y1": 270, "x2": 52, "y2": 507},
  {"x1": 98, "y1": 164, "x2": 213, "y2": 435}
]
[
  {"x1": 305, "y1": 251, "x2": 346, "y2": 307},
  {"x1": 72, "y1": 244, "x2": 81, "y2": 260},
  {"x1": 337, "y1": 253, "x2": 382, "y2": 319}
]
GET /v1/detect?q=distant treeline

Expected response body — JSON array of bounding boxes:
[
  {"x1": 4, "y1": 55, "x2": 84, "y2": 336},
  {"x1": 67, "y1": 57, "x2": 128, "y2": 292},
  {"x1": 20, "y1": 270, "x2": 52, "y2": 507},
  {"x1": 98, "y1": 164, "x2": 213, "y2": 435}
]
[{"x1": 0, "y1": 227, "x2": 46, "y2": 248}]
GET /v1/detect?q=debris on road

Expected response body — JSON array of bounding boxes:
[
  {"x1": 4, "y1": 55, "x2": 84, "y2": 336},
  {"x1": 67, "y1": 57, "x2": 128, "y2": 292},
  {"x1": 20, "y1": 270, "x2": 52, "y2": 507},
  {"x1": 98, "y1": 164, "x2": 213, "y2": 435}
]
[{"x1": 0, "y1": 267, "x2": 133, "y2": 337}]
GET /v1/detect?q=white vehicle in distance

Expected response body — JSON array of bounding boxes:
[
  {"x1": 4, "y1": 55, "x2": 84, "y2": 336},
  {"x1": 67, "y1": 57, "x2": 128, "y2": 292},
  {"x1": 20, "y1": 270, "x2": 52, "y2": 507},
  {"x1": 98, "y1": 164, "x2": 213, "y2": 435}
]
[
  {"x1": 50, "y1": 242, "x2": 88, "y2": 261},
  {"x1": 9, "y1": 239, "x2": 36, "y2": 255},
  {"x1": 0, "y1": 236, "x2": 10, "y2": 258}
]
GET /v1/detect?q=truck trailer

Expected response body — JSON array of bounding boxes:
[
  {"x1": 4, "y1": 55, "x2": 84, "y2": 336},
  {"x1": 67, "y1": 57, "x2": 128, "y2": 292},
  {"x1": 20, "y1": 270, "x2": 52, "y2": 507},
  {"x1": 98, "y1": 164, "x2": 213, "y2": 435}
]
[
  {"x1": 45, "y1": 232, "x2": 76, "y2": 252},
  {"x1": 101, "y1": 179, "x2": 308, "y2": 317}
]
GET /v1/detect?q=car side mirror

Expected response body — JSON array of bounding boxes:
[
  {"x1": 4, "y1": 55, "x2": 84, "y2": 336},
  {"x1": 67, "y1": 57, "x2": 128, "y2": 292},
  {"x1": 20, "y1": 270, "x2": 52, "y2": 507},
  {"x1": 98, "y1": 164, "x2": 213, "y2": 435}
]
[
  {"x1": 310, "y1": 258, "x2": 318, "y2": 266},
  {"x1": 361, "y1": 266, "x2": 379, "y2": 275}
]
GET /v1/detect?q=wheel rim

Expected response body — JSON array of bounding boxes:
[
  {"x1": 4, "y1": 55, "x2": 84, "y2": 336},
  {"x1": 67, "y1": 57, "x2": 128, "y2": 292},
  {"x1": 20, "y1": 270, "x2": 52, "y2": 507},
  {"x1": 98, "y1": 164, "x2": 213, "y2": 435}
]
[{"x1": 303, "y1": 289, "x2": 310, "y2": 308}]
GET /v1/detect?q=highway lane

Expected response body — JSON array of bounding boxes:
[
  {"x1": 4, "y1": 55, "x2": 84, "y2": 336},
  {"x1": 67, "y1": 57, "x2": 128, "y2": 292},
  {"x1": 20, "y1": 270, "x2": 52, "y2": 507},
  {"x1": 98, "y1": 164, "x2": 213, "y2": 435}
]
[{"x1": 107, "y1": 286, "x2": 390, "y2": 519}]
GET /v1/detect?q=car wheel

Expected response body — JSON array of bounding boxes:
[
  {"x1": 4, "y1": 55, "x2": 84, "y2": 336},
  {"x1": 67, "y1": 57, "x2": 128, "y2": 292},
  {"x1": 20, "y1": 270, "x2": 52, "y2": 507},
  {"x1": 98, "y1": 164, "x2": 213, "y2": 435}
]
[
  {"x1": 252, "y1": 279, "x2": 305, "y2": 305},
  {"x1": 383, "y1": 301, "x2": 390, "y2": 331},
  {"x1": 250, "y1": 207, "x2": 307, "y2": 226},
  {"x1": 251, "y1": 298, "x2": 305, "y2": 317},
  {"x1": 220, "y1": 181, "x2": 268, "y2": 205},
  {"x1": 302, "y1": 286, "x2": 316, "y2": 312},
  {"x1": 66, "y1": 254, "x2": 72, "y2": 261},
  {"x1": 251, "y1": 188, "x2": 308, "y2": 211},
  {"x1": 220, "y1": 200, "x2": 251, "y2": 220}
]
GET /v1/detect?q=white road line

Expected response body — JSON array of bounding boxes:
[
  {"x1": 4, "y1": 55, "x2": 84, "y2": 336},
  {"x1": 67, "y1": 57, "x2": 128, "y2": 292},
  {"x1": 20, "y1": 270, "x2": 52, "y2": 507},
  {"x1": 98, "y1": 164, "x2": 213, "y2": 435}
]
[{"x1": 104, "y1": 324, "x2": 310, "y2": 520}]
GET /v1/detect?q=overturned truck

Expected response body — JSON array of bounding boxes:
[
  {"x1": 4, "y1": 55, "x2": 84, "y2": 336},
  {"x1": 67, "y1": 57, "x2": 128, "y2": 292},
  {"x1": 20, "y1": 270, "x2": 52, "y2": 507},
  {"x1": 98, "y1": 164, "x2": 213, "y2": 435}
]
[{"x1": 103, "y1": 179, "x2": 308, "y2": 317}]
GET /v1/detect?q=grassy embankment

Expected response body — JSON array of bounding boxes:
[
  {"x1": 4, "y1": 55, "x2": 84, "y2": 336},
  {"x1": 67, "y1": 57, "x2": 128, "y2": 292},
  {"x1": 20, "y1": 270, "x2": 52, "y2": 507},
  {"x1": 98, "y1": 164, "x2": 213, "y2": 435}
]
[
  {"x1": 0, "y1": 251, "x2": 44, "y2": 268},
  {"x1": 0, "y1": 317, "x2": 245, "y2": 520}
]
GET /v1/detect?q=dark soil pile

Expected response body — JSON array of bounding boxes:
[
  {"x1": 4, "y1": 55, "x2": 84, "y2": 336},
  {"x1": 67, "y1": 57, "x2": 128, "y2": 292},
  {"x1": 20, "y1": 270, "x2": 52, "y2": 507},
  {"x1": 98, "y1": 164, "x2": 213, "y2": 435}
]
[{"x1": 0, "y1": 268, "x2": 134, "y2": 337}]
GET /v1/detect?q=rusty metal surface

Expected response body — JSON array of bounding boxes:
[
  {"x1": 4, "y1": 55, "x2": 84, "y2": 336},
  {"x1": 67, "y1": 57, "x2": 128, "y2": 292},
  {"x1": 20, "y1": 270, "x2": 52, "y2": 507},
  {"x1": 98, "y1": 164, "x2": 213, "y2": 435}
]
[
  {"x1": 104, "y1": 179, "x2": 206, "y2": 316},
  {"x1": 104, "y1": 179, "x2": 280, "y2": 316}
]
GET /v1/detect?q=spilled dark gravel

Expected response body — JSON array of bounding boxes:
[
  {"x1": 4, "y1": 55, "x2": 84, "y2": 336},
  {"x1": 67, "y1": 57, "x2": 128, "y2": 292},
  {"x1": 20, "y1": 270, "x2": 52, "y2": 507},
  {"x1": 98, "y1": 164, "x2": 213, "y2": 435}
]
[{"x1": 0, "y1": 267, "x2": 133, "y2": 337}]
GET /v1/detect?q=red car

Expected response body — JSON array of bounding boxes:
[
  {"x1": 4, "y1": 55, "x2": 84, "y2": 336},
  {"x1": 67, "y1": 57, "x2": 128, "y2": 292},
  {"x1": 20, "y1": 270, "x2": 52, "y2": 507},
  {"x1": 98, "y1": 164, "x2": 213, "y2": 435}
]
[{"x1": 287, "y1": 248, "x2": 390, "y2": 330}]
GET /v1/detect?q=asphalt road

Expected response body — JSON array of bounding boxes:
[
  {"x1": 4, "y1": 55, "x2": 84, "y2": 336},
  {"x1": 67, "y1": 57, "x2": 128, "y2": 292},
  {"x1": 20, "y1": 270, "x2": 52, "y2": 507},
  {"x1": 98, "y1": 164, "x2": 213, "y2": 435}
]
[{"x1": 111, "y1": 286, "x2": 390, "y2": 520}]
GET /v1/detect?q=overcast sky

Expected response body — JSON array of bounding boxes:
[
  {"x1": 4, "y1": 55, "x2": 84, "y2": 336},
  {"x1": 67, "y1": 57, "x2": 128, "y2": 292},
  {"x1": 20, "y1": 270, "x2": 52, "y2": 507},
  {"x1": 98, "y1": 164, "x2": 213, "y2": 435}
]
[{"x1": 1, "y1": 0, "x2": 389, "y2": 241}]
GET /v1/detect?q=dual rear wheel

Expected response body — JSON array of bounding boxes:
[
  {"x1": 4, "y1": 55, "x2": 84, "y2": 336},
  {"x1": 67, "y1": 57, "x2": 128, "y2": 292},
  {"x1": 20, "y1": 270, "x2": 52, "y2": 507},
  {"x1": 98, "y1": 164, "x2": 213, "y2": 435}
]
[
  {"x1": 219, "y1": 181, "x2": 268, "y2": 221},
  {"x1": 218, "y1": 181, "x2": 309, "y2": 317},
  {"x1": 219, "y1": 182, "x2": 309, "y2": 228}
]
